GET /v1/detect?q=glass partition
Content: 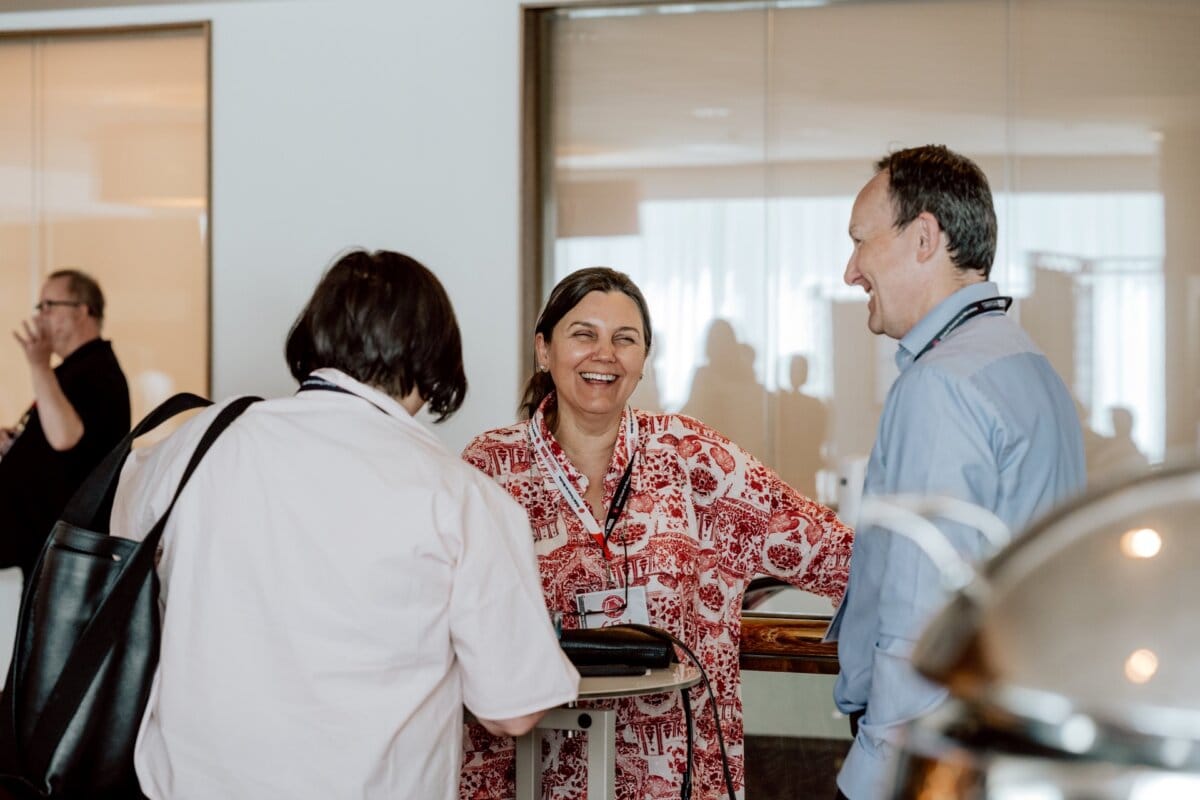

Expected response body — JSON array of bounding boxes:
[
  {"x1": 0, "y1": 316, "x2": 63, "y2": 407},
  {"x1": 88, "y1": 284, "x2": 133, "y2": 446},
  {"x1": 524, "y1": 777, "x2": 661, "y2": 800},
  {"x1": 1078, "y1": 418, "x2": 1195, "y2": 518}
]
[
  {"x1": 0, "y1": 23, "x2": 209, "y2": 678},
  {"x1": 539, "y1": 0, "x2": 1199, "y2": 546},
  {"x1": 0, "y1": 25, "x2": 210, "y2": 429},
  {"x1": 536, "y1": 2, "x2": 1200, "y2": 793}
]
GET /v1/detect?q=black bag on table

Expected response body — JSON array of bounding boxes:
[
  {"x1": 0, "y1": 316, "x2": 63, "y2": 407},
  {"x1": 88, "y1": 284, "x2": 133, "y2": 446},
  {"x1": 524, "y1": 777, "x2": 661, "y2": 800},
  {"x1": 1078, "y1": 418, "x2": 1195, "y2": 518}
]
[
  {"x1": 558, "y1": 625, "x2": 676, "y2": 676},
  {"x1": 0, "y1": 393, "x2": 259, "y2": 799}
]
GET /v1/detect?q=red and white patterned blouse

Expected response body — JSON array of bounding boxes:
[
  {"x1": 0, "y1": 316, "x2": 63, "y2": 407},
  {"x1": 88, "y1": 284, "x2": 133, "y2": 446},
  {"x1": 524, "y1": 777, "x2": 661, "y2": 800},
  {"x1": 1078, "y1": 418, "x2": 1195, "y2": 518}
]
[{"x1": 459, "y1": 394, "x2": 853, "y2": 800}]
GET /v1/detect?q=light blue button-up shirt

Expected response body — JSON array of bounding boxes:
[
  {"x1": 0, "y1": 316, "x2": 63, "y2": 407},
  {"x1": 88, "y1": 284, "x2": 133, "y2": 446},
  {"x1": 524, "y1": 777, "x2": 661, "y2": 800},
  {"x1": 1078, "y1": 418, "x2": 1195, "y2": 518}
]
[{"x1": 827, "y1": 281, "x2": 1086, "y2": 799}]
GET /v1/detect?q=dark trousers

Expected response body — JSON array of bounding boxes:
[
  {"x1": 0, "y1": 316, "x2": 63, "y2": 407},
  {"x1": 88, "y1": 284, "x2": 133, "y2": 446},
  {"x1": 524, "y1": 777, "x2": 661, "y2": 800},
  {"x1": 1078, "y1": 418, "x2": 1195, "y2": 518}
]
[{"x1": 834, "y1": 710, "x2": 866, "y2": 800}]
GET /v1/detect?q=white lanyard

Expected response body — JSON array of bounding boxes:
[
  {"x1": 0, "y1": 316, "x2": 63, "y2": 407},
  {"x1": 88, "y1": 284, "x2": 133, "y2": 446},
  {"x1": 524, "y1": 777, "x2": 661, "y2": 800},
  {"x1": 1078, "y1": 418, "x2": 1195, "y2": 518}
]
[{"x1": 528, "y1": 408, "x2": 639, "y2": 562}]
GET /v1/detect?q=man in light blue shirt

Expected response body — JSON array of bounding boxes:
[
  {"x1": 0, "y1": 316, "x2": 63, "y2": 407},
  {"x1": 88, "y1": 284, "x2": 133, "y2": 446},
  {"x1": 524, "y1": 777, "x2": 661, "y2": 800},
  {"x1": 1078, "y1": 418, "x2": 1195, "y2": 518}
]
[{"x1": 826, "y1": 145, "x2": 1086, "y2": 799}]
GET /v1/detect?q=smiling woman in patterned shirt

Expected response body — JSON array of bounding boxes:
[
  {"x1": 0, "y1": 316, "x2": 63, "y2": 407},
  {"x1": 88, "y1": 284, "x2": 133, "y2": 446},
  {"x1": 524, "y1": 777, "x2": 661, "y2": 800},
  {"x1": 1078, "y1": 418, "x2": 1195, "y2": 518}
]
[{"x1": 458, "y1": 267, "x2": 853, "y2": 800}]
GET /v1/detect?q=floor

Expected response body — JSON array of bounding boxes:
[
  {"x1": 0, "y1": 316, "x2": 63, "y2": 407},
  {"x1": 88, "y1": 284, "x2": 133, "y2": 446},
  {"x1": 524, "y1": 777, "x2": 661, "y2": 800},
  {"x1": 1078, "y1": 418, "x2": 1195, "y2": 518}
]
[
  {"x1": 0, "y1": 737, "x2": 848, "y2": 798},
  {"x1": 745, "y1": 734, "x2": 850, "y2": 799}
]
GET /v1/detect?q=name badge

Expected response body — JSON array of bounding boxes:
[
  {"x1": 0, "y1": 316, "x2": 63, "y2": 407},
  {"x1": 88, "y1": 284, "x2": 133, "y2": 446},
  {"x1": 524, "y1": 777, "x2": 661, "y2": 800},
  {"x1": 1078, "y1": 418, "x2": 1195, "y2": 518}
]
[{"x1": 576, "y1": 586, "x2": 650, "y2": 628}]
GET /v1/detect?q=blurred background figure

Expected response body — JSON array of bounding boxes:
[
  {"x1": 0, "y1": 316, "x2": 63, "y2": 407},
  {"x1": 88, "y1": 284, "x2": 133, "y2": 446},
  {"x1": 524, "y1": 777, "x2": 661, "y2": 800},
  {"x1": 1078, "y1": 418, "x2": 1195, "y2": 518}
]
[
  {"x1": 683, "y1": 318, "x2": 769, "y2": 462},
  {"x1": 775, "y1": 354, "x2": 829, "y2": 500},
  {"x1": 0, "y1": 269, "x2": 129, "y2": 589},
  {"x1": 1088, "y1": 405, "x2": 1151, "y2": 479}
]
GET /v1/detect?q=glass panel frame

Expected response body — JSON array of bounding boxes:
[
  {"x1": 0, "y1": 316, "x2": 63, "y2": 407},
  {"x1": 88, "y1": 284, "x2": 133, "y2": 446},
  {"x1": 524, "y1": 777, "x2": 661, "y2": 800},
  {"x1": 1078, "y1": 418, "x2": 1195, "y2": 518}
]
[
  {"x1": 0, "y1": 23, "x2": 210, "y2": 677},
  {"x1": 0, "y1": 22, "x2": 212, "y2": 430}
]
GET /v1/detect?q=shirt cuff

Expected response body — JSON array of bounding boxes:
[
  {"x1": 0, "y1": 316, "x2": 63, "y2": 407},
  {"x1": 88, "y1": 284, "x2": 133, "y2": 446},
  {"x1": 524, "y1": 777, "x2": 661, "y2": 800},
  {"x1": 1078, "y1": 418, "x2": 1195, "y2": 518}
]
[{"x1": 837, "y1": 730, "x2": 897, "y2": 800}]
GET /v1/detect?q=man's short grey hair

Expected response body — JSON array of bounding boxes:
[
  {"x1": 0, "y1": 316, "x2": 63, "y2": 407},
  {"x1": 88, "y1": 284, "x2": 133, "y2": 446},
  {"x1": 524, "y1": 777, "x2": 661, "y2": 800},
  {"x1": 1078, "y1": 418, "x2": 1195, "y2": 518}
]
[{"x1": 49, "y1": 269, "x2": 105, "y2": 321}]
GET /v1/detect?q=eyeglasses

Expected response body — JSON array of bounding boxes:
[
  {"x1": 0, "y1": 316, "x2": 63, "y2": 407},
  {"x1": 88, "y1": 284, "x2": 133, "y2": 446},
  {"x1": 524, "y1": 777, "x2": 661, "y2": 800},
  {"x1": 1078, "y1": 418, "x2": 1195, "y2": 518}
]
[{"x1": 34, "y1": 300, "x2": 84, "y2": 313}]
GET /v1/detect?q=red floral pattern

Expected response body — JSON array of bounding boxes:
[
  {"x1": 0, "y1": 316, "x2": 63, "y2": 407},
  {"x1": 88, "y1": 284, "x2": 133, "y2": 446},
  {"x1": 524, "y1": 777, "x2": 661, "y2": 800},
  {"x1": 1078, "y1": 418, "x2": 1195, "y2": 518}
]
[{"x1": 459, "y1": 397, "x2": 852, "y2": 800}]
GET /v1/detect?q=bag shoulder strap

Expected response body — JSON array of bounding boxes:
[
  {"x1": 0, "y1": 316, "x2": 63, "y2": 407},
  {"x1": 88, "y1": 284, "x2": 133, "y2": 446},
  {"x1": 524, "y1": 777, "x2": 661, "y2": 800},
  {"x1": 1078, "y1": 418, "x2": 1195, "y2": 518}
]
[
  {"x1": 26, "y1": 396, "x2": 261, "y2": 774},
  {"x1": 6, "y1": 393, "x2": 212, "y2": 706},
  {"x1": 61, "y1": 392, "x2": 213, "y2": 532}
]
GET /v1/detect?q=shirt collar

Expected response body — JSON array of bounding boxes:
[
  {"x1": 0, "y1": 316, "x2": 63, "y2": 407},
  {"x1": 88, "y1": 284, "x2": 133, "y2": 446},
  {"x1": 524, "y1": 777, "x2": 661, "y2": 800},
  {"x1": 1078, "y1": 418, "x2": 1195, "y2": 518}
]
[
  {"x1": 896, "y1": 281, "x2": 1000, "y2": 371},
  {"x1": 308, "y1": 368, "x2": 437, "y2": 440},
  {"x1": 531, "y1": 391, "x2": 636, "y2": 490},
  {"x1": 58, "y1": 336, "x2": 106, "y2": 367}
]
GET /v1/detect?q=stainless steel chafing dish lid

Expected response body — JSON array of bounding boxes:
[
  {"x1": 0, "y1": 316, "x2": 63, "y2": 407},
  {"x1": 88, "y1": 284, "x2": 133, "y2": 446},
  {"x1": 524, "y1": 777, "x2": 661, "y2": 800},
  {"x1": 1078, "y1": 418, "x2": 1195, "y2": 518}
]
[
  {"x1": 891, "y1": 700, "x2": 1200, "y2": 800},
  {"x1": 911, "y1": 463, "x2": 1200, "y2": 769}
]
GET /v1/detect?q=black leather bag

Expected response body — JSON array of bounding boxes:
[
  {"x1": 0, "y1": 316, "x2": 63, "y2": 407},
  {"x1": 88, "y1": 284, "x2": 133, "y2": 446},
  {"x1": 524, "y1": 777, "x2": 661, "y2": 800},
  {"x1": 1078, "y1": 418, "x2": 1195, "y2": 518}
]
[
  {"x1": 0, "y1": 393, "x2": 259, "y2": 799},
  {"x1": 558, "y1": 625, "x2": 676, "y2": 676}
]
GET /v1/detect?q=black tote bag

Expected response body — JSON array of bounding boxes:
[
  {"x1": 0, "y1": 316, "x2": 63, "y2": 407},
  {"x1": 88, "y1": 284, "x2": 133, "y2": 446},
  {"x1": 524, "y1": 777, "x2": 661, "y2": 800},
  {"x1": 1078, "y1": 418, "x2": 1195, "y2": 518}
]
[{"x1": 0, "y1": 393, "x2": 260, "y2": 799}]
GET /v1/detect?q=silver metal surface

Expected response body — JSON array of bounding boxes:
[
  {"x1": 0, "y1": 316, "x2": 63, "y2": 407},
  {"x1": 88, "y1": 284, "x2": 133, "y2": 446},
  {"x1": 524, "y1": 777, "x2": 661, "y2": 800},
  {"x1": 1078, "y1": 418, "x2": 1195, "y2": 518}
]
[
  {"x1": 906, "y1": 463, "x2": 1200, "y2": 770},
  {"x1": 892, "y1": 702, "x2": 1200, "y2": 800},
  {"x1": 856, "y1": 496, "x2": 988, "y2": 597}
]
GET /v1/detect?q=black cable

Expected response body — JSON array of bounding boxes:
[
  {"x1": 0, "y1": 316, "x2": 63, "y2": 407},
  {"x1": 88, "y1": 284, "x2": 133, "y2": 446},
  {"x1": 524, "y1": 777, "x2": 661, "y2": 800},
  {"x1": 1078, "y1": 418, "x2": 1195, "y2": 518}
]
[
  {"x1": 620, "y1": 539, "x2": 695, "y2": 800},
  {"x1": 679, "y1": 685, "x2": 694, "y2": 800},
  {"x1": 626, "y1": 624, "x2": 737, "y2": 800}
]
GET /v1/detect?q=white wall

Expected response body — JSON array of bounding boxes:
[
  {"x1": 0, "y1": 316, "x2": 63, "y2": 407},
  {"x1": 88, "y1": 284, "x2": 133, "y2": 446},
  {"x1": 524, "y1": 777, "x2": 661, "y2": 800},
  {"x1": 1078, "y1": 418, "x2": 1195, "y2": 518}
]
[{"x1": 1, "y1": 0, "x2": 529, "y2": 453}]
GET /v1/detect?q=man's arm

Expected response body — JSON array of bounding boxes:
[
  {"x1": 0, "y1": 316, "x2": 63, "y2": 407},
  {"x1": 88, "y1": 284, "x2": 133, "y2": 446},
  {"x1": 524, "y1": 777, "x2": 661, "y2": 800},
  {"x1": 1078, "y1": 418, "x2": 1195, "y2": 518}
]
[{"x1": 14, "y1": 319, "x2": 84, "y2": 451}]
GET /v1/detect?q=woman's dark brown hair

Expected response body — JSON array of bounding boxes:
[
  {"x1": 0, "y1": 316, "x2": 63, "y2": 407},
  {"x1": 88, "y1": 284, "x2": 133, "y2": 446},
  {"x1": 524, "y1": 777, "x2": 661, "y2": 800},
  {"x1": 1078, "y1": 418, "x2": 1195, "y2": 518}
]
[
  {"x1": 519, "y1": 267, "x2": 652, "y2": 419},
  {"x1": 286, "y1": 249, "x2": 466, "y2": 422}
]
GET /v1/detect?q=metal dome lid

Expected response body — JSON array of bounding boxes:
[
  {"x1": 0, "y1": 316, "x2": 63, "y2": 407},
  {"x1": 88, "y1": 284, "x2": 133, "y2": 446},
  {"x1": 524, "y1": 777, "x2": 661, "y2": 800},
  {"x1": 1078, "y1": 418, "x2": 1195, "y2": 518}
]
[{"x1": 872, "y1": 466, "x2": 1200, "y2": 769}]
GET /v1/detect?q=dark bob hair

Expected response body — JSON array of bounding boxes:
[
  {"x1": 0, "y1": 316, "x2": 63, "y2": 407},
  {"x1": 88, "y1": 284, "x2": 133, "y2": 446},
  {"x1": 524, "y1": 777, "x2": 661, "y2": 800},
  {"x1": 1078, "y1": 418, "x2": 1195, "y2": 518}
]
[
  {"x1": 875, "y1": 144, "x2": 998, "y2": 278},
  {"x1": 285, "y1": 249, "x2": 466, "y2": 422},
  {"x1": 520, "y1": 266, "x2": 652, "y2": 419}
]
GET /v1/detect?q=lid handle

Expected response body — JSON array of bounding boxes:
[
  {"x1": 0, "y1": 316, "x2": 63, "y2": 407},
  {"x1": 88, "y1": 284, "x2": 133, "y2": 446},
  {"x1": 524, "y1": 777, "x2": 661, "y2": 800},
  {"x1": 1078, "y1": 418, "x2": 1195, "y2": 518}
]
[{"x1": 857, "y1": 494, "x2": 1012, "y2": 601}]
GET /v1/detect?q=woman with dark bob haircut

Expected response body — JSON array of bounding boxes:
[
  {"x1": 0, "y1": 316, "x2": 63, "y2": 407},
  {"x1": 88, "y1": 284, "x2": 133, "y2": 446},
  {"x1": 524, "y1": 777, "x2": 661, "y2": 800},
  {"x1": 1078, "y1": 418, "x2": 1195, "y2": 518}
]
[
  {"x1": 460, "y1": 267, "x2": 853, "y2": 800},
  {"x1": 285, "y1": 249, "x2": 467, "y2": 421},
  {"x1": 111, "y1": 249, "x2": 579, "y2": 799}
]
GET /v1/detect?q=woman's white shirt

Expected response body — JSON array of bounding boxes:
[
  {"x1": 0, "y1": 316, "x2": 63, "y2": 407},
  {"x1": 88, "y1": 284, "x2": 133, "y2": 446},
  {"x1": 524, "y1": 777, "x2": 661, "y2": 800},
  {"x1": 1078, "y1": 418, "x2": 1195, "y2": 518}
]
[{"x1": 111, "y1": 369, "x2": 578, "y2": 799}]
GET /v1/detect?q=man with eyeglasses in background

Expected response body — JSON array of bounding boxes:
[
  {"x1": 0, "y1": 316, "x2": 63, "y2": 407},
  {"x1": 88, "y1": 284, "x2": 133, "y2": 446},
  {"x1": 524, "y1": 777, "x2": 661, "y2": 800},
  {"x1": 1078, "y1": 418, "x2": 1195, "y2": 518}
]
[{"x1": 0, "y1": 269, "x2": 129, "y2": 587}]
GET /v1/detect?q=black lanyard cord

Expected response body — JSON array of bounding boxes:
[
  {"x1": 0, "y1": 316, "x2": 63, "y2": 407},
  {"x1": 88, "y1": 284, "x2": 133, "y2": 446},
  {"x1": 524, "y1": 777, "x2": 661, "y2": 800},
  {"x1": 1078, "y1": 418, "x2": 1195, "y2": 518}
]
[
  {"x1": 297, "y1": 376, "x2": 392, "y2": 417},
  {"x1": 913, "y1": 296, "x2": 1013, "y2": 362},
  {"x1": 600, "y1": 456, "x2": 637, "y2": 593},
  {"x1": 603, "y1": 456, "x2": 637, "y2": 547}
]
